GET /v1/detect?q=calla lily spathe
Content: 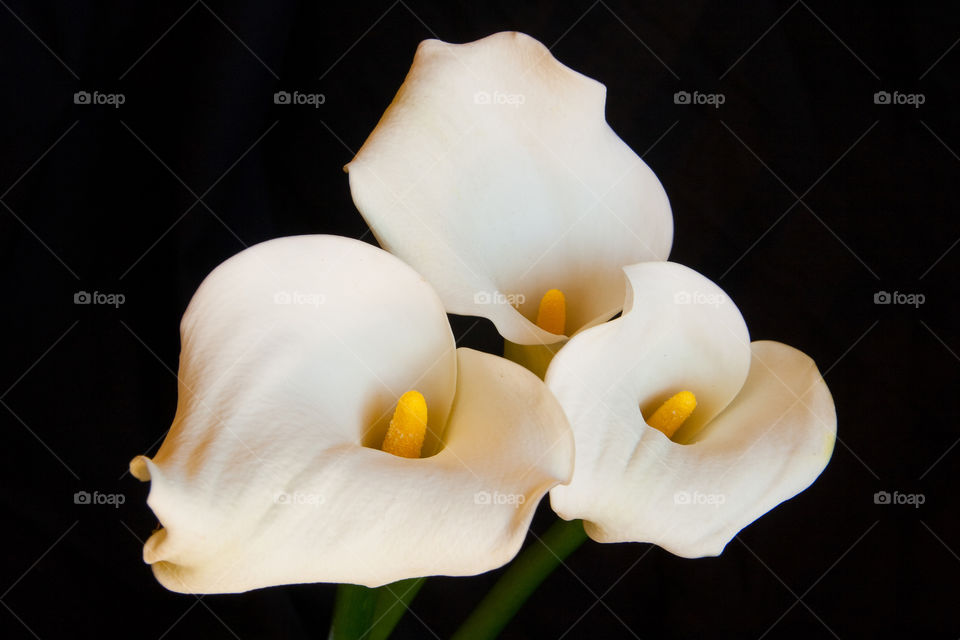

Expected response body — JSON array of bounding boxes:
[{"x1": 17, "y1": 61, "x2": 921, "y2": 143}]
[
  {"x1": 346, "y1": 31, "x2": 672, "y2": 345},
  {"x1": 547, "y1": 262, "x2": 836, "y2": 557},
  {"x1": 129, "y1": 235, "x2": 573, "y2": 593}
]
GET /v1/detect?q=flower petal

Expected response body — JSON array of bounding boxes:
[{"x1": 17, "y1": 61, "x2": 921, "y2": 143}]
[
  {"x1": 132, "y1": 348, "x2": 572, "y2": 592},
  {"x1": 547, "y1": 262, "x2": 752, "y2": 548},
  {"x1": 129, "y1": 236, "x2": 572, "y2": 591},
  {"x1": 346, "y1": 31, "x2": 672, "y2": 344},
  {"x1": 546, "y1": 261, "x2": 751, "y2": 438},
  {"x1": 551, "y1": 338, "x2": 835, "y2": 557}
]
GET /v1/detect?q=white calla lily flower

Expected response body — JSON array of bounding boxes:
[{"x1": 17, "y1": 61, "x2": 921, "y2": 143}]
[
  {"x1": 129, "y1": 235, "x2": 573, "y2": 593},
  {"x1": 346, "y1": 31, "x2": 672, "y2": 345},
  {"x1": 547, "y1": 262, "x2": 836, "y2": 557}
]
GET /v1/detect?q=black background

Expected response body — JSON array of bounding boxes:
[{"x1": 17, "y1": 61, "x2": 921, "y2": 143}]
[{"x1": 1, "y1": 1, "x2": 957, "y2": 638}]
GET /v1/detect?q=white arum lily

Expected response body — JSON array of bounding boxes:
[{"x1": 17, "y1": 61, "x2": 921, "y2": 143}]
[
  {"x1": 346, "y1": 31, "x2": 672, "y2": 346},
  {"x1": 129, "y1": 235, "x2": 573, "y2": 593},
  {"x1": 547, "y1": 262, "x2": 836, "y2": 557}
]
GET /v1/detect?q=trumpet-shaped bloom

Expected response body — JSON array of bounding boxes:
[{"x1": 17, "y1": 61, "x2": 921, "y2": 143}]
[
  {"x1": 346, "y1": 31, "x2": 672, "y2": 345},
  {"x1": 129, "y1": 235, "x2": 573, "y2": 593},
  {"x1": 547, "y1": 262, "x2": 836, "y2": 557}
]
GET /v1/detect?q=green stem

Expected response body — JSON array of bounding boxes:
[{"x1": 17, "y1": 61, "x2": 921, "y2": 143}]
[
  {"x1": 368, "y1": 577, "x2": 427, "y2": 640},
  {"x1": 329, "y1": 584, "x2": 377, "y2": 640},
  {"x1": 329, "y1": 578, "x2": 426, "y2": 640},
  {"x1": 451, "y1": 519, "x2": 589, "y2": 640}
]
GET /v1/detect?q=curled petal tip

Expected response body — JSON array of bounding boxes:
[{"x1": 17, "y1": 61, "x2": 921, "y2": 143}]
[{"x1": 129, "y1": 455, "x2": 151, "y2": 482}]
